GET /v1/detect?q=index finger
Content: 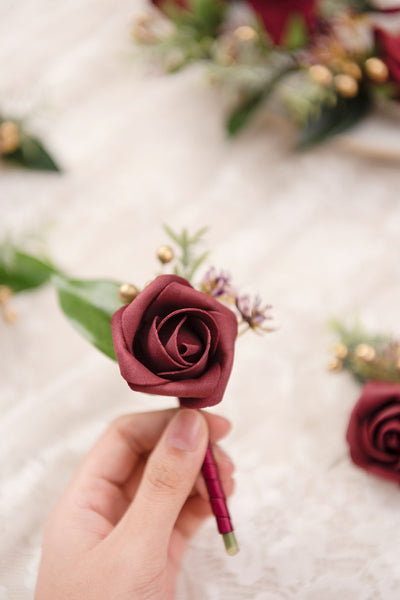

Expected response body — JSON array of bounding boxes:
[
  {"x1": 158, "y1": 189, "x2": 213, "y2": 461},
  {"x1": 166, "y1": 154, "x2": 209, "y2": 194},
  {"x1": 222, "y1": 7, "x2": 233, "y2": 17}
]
[{"x1": 72, "y1": 409, "x2": 231, "y2": 489}]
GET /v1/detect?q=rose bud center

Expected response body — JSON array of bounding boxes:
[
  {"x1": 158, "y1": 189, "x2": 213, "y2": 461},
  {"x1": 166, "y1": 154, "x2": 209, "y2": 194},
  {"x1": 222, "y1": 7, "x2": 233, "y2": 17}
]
[{"x1": 383, "y1": 430, "x2": 400, "y2": 453}]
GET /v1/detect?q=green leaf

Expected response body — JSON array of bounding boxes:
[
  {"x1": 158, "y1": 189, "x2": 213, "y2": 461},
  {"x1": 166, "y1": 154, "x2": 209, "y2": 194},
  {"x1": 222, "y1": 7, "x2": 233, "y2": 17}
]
[
  {"x1": 162, "y1": 0, "x2": 225, "y2": 38},
  {"x1": 3, "y1": 136, "x2": 60, "y2": 172},
  {"x1": 227, "y1": 92, "x2": 266, "y2": 138},
  {"x1": 282, "y1": 14, "x2": 308, "y2": 50},
  {"x1": 0, "y1": 248, "x2": 58, "y2": 292},
  {"x1": 188, "y1": 249, "x2": 210, "y2": 281},
  {"x1": 163, "y1": 224, "x2": 182, "y2": 246},
  {"x1": 191, "y1": 226, "x2": 208, "y2": 243},
  {"x1": 297, "y1": 89, "x2": 372, "y2": 149},
  {"x1": 226, "y1": 66, "x2": 295, "y2": 137},
  {"x1": 53, "y1": 275, "x2": 124, "y2": 360}
]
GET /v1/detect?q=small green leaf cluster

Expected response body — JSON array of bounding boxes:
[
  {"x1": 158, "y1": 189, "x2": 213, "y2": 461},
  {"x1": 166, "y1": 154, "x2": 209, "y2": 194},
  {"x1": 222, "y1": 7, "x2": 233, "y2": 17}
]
[{"x1": 163, "y1": 224, "x2": 209, "y2": 283}]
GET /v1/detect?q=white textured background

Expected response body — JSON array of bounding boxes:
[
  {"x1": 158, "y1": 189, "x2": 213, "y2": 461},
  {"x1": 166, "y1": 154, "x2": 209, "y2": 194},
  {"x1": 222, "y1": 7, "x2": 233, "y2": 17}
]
[{"x1": 1, "y1": 1, "x2": 400, "y2": 598}]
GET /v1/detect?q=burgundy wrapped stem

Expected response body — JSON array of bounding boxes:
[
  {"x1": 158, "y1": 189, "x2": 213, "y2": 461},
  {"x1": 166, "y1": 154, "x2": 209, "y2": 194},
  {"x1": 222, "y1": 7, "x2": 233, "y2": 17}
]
[{"x1": 202, "y1": 443, "x2": 239, "y2": 555}]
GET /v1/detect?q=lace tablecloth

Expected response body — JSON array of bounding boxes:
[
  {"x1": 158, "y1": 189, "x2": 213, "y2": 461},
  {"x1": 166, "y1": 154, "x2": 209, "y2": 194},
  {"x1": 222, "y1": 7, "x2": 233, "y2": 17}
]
[{"x1": 1, "y1": 1, "x2": 400, "y2": 598}]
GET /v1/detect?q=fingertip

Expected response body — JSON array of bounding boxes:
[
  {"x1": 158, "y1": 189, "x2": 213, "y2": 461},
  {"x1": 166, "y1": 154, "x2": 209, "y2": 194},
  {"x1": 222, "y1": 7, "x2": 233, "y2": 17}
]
[
  {"x1": 213, "y1": 445, "x2": 235, "y2": 475},
  {"x1": 202, "y1": 412, "x2": 232, "y2": 442}
]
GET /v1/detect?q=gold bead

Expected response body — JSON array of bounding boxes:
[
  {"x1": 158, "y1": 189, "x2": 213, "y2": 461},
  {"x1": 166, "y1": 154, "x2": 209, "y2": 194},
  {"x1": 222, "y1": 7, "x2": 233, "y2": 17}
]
[
  {"x1": 328, "y1": 357, "x2": 343, "y2": 372},
  {"x1": 118, "y1": 283, "x2": 140, "y2": 303},
  {"x1": 309, "y1": 64, "x2": 333, "y2": 86},
  {"x1": 365, "y1": 57, "x2": 389, "y2": 84},
  {"x1": 334, "y1": 342, "x2": 348, "y2": 360},
  {"x1": 157, "y1": 245, "x2": 174, "y2": 264},
  {"x1": 0, "y1": 285, "x2": 13, "y2": 305},
  {"x1": 355, "y1": 343, "x2": 376, "y2": 362},
  {"x1": 234, "y1": 25, "x2": 258, "y2": 42},
  {"x1": 0, "y1": 121, "x2": 20, "y2": 154},
  {"x1": 334, "y1": 74, "x2": 358, "y2": 98},
  {"x1": 2, "y1": 306, "x2": 17, "y2": 323},
  {"x1": 342, "y1": 61, "x2": 362, "y2": 81}
]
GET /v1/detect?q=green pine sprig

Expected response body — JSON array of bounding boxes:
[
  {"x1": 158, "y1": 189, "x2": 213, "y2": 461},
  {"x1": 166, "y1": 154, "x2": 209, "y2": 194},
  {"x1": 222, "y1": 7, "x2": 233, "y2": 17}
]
[{"x1": 163, "y1": 224, "x2": 210, "y2": 283}]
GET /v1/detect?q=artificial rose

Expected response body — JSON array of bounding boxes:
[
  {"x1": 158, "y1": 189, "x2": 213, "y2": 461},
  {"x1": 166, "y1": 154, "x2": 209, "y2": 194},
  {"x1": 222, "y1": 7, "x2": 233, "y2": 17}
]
[
  {"x1": 346, "y1": 381, "x2": 400, "y2": 483},
  {"x1": 247, "y1": 0, "x2": 317, "y2": 46},
  {"x1": 111, "y1": 274, "x2": 237, "y2": 408},
  {"x1": 375, "y1": 28, "x2": 400, "y2": 86}
]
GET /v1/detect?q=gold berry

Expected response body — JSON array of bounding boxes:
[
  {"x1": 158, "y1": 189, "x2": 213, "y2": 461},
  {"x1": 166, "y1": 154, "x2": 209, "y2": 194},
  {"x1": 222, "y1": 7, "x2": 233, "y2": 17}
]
[
  {"x1": 365, "y1": 57, "x2": 389, "y2": 84},
  {"x1": 118, "y1": 283, "x2": 140, "y2": 303},
  {"x1": 0, "y1": 121, "x2": 20, "y2": 154},
  {"x1": 334, "y1": 343, "x2": 348, "y2": 360},
  {"x1": 342, "y1": 61, "x2": 362, "y2": 81},
  {"x1": 0, "y1": 285, "x2": 13, "y2": 305},
  {"x1": 309, "y1": 64, "x2": 333, "y2": 87},
  {"x1": 355, "y1": 343, "x2": 376, "y2": 362},
  {"x1": 157, "y1": 245, "x2": 174, "y2": 264},
  {"x1": 234, "y1": 26, "x2": 258, "y2": 42},
  {"x1": 2, "y1": 306, "x2": 17, "y2": 324},
  {"x1": 334, "y1": 74, "x2": 358, "y2": 98},
  {"x1": 328, "y1": 357, "x2": 343, "y2": 372}
]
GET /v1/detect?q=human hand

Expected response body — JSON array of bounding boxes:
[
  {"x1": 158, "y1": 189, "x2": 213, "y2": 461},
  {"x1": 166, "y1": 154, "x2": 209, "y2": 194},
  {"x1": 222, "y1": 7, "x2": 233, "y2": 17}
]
[{"x1": 34, "y1": 408, "x2": 234, "y2": 600}]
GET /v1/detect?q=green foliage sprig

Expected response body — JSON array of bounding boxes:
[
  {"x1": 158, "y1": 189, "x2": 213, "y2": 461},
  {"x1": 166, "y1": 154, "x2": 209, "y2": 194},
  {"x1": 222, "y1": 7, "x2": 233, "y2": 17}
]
[
  {"x1": 0, "y1": 227, "x2": 272, "y2": 360},
  {"x1": 0, "y1": 117, "x2": 60, "y2": 172},
  {"x1": 133, "y1": 0, "x2": 400, "y2": 148},
  {"x1": 329, "y1": 320, "x2": 400, "y2": 385}
]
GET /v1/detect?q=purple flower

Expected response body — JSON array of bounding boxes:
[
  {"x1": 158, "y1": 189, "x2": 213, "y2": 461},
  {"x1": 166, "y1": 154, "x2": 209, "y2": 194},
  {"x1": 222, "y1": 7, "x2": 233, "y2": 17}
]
[
  {"x1": 201, "y1": 267, "x2": 235, "y2": 300},
  {"x1": 236, "y1": 294, "x2": 273, "y2": 333}
]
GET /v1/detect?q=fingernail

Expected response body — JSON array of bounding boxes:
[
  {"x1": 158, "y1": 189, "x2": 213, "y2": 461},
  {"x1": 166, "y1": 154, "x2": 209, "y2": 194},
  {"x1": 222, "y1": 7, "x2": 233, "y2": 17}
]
[{"x1": 166, "y1": 409, "x2": 204, "y2": 452}]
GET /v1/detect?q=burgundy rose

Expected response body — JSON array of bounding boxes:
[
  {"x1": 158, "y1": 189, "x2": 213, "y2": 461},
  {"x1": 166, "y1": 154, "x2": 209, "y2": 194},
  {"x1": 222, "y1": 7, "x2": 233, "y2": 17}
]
[
  {"x1": 247, "y1": 0, "x2": 317, "y2": 46},
  {"x1": 111, "y1": 274, "x2": 237, "y2": 408},
  {"x1": 375, "y1": 28, "x2": 400, "y2": 86},
  {"x1": 346, "y1": 381, "x2": 400, "y2": 484}
]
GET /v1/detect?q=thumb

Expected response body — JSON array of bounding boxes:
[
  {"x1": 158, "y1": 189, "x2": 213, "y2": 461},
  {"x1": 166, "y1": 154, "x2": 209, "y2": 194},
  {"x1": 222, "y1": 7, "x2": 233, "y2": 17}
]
[{"x1": 116, "y1": 409, "x2": 209, "y2": 554}]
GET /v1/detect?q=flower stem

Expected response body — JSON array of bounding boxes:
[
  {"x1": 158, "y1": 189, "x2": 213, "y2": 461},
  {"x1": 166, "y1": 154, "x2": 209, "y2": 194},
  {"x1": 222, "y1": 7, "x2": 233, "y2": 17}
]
[{"x1": 201, "y1": 443, "x2": 239, "y2": 556}]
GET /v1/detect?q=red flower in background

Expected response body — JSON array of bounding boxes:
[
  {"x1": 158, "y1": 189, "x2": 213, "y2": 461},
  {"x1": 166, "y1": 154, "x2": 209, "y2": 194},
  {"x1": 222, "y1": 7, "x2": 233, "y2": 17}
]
[
  {"x1": 375, "y1": 28, "x2": 400, "y2": 86},
  {"x1": 346, "y1": 381, "x2": 400, "y2": 484},
  {"x1": 247, "y1": 0, "x2": 317, "y2": 45}
]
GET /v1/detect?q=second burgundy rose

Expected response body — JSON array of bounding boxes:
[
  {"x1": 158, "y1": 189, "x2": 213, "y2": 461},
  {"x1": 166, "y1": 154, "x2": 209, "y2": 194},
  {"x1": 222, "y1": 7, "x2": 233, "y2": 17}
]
[
  {"x1": 375, "y1": 28, "x2": 400, "y2": 88},
  {"x1": 245, "y1": 0, "x2": 317, "y2": 45},
  {"x1": 111, "y1": 274, "x2": 238, "y2": 408},
  {"x1": 346, "y1": 381, "x2": 400, "y2": 484}
]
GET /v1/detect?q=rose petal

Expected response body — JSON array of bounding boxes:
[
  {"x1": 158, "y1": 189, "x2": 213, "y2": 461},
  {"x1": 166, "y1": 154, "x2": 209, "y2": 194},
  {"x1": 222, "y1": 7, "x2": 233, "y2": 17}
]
[
  {"x1": 360, "y1": 422, "x2": 395, "y2": 464},
  {"x1": 140, "y1": 316, "x2": 189, "y2": 371},
  {"x1": 111, "y1": 306, "x2": 166, "y2": 386},
  {"x1": 361, "y1": 461, "x2": 400, "y2": 485},
  {"x1": 352, "y1": 381, "x2": 400, "y2": 419},
  {"x1": 128, "y1": 361, "x2": 222, "y2": 402},
  {"x1": 120, "y1": 275, "x2": 192, "y2": 347},
  {"x1": 158, "y1": 313, "x2": 209, "y2": 365},
  {"x1": 377, "y1": 421, "x2": 400, "y2": 453},
  {"x1": 176, "y1": 319, "x2": 208, "y2": 362}
]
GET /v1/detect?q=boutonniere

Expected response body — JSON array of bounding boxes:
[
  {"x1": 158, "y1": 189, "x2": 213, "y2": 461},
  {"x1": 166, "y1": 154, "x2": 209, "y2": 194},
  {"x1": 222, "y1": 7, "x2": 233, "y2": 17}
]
[
  {"x1": 330, "y1": 321, "x2": 400, "y2": 484},
  {"x1": 0, "y1": 226, "x2": 273, "y2": 553},
  {"x1": 132, "y1": 0, "x2": 400, "y2": 148}
]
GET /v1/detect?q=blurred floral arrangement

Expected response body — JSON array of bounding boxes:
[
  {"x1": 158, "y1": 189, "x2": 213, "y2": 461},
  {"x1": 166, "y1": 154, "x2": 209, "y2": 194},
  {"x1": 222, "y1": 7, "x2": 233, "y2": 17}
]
[
  {"x1": 0, "y1": 226, "x2": 272, "y2": 554},
  {"x1": 0, "y1": 115, "x2": 60, "y2": 171},
  {"x1": 133, "y1": 0, "x2": 400, "y2": 147},
  {"x1": 330, "y1": 321, "x2": 400, "y2": 484}
]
